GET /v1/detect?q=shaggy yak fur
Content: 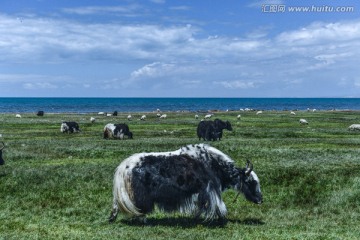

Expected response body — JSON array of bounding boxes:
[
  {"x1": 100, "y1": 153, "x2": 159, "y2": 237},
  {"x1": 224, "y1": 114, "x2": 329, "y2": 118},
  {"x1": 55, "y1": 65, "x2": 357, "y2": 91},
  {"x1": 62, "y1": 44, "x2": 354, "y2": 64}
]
[{"x1": 109, "y1": 144, "x2": 262, "y2": 223}]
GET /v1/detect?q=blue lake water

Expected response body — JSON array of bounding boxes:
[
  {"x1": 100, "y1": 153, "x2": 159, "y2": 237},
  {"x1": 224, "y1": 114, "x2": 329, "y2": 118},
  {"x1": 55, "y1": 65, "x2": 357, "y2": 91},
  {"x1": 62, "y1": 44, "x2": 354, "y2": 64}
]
[{"x1": 0, "y1": 98, "x2": 359, "y2": 113}]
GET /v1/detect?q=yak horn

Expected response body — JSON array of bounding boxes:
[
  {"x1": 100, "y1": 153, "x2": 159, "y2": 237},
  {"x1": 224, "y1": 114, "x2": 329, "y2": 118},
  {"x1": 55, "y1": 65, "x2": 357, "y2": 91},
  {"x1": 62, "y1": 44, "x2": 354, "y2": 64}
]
[
  {"x1": 0, "y1": 142, "x2": 4, "y2": 150},
  {"x1": 245, "y1": 160, "x2": 253, "y2": 176}
]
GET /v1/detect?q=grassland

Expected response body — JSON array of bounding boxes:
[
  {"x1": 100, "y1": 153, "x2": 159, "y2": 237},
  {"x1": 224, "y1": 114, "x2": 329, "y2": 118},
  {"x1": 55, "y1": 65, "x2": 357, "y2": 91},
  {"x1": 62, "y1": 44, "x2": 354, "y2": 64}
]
[{"x1": 0, "y1": 110, "x2": 359, "y2": 240}]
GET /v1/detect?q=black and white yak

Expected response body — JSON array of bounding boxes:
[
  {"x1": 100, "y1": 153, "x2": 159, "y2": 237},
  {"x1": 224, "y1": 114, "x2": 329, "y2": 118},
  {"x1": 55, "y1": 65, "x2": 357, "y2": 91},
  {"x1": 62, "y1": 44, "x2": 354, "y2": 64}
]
[
  {"x1": 60, "y1": 122, "x2": 81, "y2": 133},
  {"x1": 103, "y1": 123, "x2": 133, "y2": 140},
  {"x1": 109, "y1": 144, "x2": 262, "y2": 223},
  {"x1": 0, "y1": 142, "x2": 5, "y2": 165},
  {"x1": 197, "y1": 119, "x2": 232, "y2": 141}
]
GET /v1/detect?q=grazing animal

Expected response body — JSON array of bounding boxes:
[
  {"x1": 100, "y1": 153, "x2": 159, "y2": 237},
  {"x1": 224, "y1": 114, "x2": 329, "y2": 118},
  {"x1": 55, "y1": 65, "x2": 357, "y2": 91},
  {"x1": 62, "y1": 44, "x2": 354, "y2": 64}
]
[
  {"x1": 90, "y1": 117, "x2": 96, "y2": 123},
  {"x1": 197, "y1": 121, "x2": 220, "y2": 141},
  {"x1": 108, "y1": 144, "x2": 262, "y2": 223},
  {"x1": 98, "y1": 112, "x2": 105, "y2": 115},
  {"x1": 204, "y1": 114, "x2": 213, "y2": 119},
  {"x1": 15, "y1": 114, "x2": 21, "y2": 118},
  {"x1": 256, "y1": 111, "x2": 263, "y2": 115},
  {"x1": 60, "y1": 122, "x2": 81, "y2": 133},
  {"x1": 290, "y1": 111, "x2": 296, "y2": 115},
  {"x1": 159, "y1": 114, "x2": 167, "y2": 119},
  {"x1": 140, "y1": 115, "x2": 146, "y2": 121},
  {"x1": 195, "y1": 114, "x2": 199, "y2": 119},
  {"x1": 0, "y1": 142, "x2": 5, "y2": 165},
  {"x1": 113, "y1": 111, "x2": 118, "y2": 116},
  {"x1": 36, "y1": 111, "x2": 44, "y2": 116},
  {"x1": 213, "y1": 119, "x2": 233, "y2": 140},
  {"x1": 299, "y1": 119, "x2": 308, "y2": 125},
  {"x1": 197, "y1": 119, "x2": 233, "y2": 141},
  {"x1": 127, "y1": 115, "x2": 132, "y2": 121},
  {"x1": 103, "y1": 123, "x2": 133, "y2": 139},
  {"x1": 237, "y1": 114, "x2": 241, "y2": 120},
  {"x1": 348, "y1": 124, "x2": 360, "y2": 131}
]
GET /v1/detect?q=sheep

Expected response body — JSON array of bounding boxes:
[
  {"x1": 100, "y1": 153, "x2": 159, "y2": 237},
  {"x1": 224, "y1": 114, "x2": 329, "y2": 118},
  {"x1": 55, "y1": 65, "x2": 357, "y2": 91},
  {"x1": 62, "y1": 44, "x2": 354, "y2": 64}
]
[
  {"x1": 348, "y1": 124, "x2": 360, "y2": 131},
  {"x1": 237, "y1": 114, "x2": 241, "y2": 120},
  {"x1": 159, "y1": 114, "x2": 167, "y2": 119},
  {"x1": 290, "y1": 111, "x2": 296, "y2": 115},
  {"x1": 127, "y1": 115, "x2": 132, "y2": 121},
  {"x1": 90, "y1": 117, "x2": 96, "y2": 123},
  {"x1": 256, "y1": 111, "x2": 263, "y2": 115},
  {"x1": 204, "y1": 114, "x2": 213, "y2": 119},
  {"x1": 195, "y1": 114, "x2": 199, "y2": 119},
  {"x1": 299, "y1": 119, "x2": 308, "y2": 125},
  {"x1": 140, "y1": 115, "x2": 146, "y2": 121},
  {"x1": 15, "y1": 114, "x2": 21, "y2": 118}
]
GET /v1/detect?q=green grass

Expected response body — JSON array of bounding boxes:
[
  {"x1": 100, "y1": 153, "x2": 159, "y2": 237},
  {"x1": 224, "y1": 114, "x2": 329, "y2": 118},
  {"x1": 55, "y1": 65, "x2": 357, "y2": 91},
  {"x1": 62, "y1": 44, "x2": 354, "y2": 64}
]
[{"x1": 0, "y1": 111, "x2": 359, "y2": 239}]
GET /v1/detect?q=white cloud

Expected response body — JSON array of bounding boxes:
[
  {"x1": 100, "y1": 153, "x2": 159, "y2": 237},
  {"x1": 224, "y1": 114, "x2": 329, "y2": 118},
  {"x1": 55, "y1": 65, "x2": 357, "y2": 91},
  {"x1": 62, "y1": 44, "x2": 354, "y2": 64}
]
[
  {"x1": 130, "y1": 62, "x2": 176, "y2": 79},
  {"x1": 276, "y1": 21, "x2": 360, "y2": 46},
  {"x1": 23, "y1": 82, "x2": 58, "y2": 90},
  {"x1": 62, "y1": 5, "x2": 141, "y2": 15},
  {"x1": 214, "y1": 80, "x2": 258, "y2": 89}
]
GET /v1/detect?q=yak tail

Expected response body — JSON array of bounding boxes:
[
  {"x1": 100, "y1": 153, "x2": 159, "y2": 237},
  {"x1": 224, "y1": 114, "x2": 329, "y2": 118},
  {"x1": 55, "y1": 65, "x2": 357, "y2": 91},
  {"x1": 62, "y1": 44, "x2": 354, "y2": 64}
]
[{"x1": 112, "y1": 164, "x2": 143, "y2": 218}]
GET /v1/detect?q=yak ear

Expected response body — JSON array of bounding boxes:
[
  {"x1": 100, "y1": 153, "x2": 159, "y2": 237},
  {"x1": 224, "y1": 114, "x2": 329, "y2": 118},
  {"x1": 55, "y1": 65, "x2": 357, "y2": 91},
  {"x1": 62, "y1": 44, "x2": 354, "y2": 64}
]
[{"x1": 245, "y1": 160, "x2": 253, "y2": 176}]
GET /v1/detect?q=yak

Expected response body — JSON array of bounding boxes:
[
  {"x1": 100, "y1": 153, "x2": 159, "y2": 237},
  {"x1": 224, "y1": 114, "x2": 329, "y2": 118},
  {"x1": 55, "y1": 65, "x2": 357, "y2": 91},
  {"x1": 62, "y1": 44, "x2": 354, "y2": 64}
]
[
  {"x1": 104, "y1": 123, "x2": 133, "y2": 140},
  {"x1": 197, "y1": 121, "x2": 220, "y2": 141},
  {"x1": 0, "y1": 142, "x2": 5, "y2": 165},
  {"x1": 109, "y1": 144, "x2": 262, "y2": 223},
  {"x1": 197, "y1": 119, "x2": 232, "y2": 141},
  {"x1": 60, "y1": 122, "x2": 81, "y2": 133}
]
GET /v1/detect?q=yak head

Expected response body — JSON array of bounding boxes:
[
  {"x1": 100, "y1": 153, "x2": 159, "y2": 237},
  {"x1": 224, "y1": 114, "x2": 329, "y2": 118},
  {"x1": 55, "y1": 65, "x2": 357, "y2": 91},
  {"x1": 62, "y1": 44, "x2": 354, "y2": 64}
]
[
  {"x1": 225, "y1": 121, "x2": 233, "y2": 131},
  {"x1": 0, "y1": 142, "x2": 5, "y2": 165},
  {"x1": 235, "y1": 160, "x2": 262, "y2": 204}
]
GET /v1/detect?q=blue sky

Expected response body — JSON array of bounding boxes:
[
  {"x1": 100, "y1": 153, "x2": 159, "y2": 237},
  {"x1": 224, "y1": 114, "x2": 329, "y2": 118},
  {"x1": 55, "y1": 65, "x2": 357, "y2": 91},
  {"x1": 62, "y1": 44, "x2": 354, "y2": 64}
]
[{"x1": 0, "y1": 0, "x2": 360, "y2": 97}]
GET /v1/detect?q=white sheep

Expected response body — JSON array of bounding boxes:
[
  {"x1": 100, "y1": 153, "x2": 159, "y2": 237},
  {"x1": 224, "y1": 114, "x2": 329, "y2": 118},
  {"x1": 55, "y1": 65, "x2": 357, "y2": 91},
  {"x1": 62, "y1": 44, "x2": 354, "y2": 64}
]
[
  {"x1": 204, "y1": 114, "x2": 212, "y2": 119},
  {"x1": 127, "y1": 115, "x2": 132, "y2": 121},
  {"x1": 156, "y1": 113, "x2": 161, "y2": 118},
  {"x1": 256, "y1": 111, "x2": 263, "y2": 115},
  {"x1": 90, "y1": 117, "x2": 96, "y2": 123},
  {"x1": 106, "y1": 113, "x2": 112, "y2": 117},
  {"x1": 237, "y1": 114, "x2": 241, "y2": 120},
  {"x1": 290, "y1": 111, "x2": 296, "y2": 115},
  {"x1": 159, "y1": 114, "x2": 167, "y2": 119},
  {"x1": 299, "y1": 119, "x2": 308, "y2": 125},
  {"x1": 98, "y1": 112, "x2": 105, "y2": 115},
  {"x1": 140, "y1": 115, "x2": 146, "y2": 121},
  {"x1": 348, "y1": 124, "x2": 360, "y2": 131},
  {"x1": 195, "y1": 114, "x2": 199, "y2": 119},
  {"x1": 15, "y1": 114, "x2": 21, "y2": 118}
]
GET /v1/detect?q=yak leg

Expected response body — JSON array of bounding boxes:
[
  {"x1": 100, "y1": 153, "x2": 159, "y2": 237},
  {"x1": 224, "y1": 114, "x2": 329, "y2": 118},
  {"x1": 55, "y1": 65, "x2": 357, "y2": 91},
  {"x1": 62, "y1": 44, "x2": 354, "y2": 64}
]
[{"x1": 108, "y1": 201, "x2": 119, "y2": 223}]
